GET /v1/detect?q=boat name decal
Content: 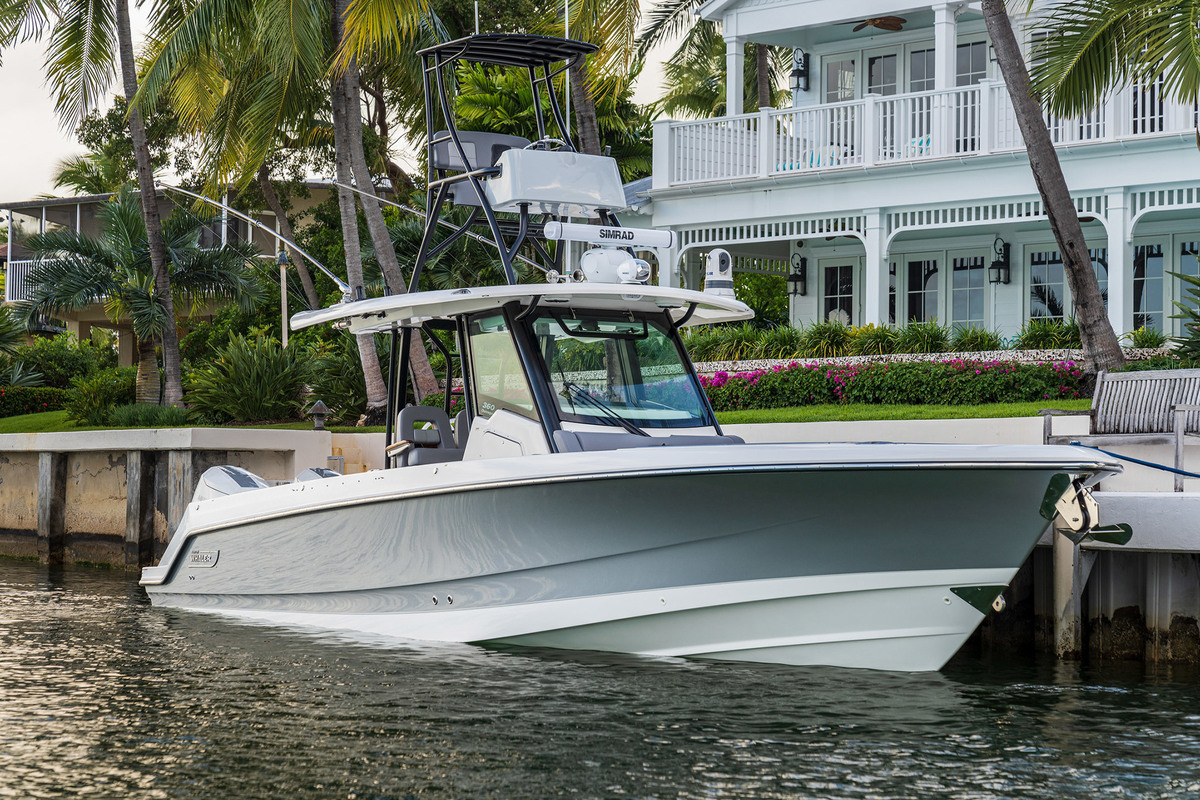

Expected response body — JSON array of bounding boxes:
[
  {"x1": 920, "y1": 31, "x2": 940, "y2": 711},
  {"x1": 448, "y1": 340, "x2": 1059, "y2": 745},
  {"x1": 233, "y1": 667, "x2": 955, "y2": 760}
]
[
  {"x1": 597, "y1": 228, "x2": 635, "y2": 241},
  {"x1": 188, "y1": 550, "x2": 220, "y2": 568}
]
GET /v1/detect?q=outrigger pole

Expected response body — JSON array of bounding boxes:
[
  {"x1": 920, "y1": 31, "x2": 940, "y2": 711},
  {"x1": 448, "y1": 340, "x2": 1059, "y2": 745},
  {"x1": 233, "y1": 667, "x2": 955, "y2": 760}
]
[{"x1": 156, "y1": 183, "x2": 353, "y2": 300}]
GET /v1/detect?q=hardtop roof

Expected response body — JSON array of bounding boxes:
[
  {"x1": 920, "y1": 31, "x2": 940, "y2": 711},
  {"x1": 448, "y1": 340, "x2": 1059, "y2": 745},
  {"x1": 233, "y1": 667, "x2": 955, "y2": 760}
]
[
  {"x1": 290, "y1": 282, "x2": 753, "y2": 334},
  {"x1": 418, "y1": 34, "x2": 597, "y2": 69}
]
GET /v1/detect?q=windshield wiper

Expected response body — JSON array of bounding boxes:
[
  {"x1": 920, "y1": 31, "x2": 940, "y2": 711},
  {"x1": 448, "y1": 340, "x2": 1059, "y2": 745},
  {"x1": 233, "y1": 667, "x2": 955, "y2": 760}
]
[{"x1": 562, "y1": 381, "x2": 650, "y2": 437}]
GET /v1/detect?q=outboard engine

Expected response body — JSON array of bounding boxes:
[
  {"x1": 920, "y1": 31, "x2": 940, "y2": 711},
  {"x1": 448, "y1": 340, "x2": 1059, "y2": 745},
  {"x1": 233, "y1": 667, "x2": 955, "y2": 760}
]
[
  {"x1": 704, "y1": 248, "x2": 734, "y2": 297},
  {"x1": 191, "y1": 465, "x2": 270, "y2": 503}
]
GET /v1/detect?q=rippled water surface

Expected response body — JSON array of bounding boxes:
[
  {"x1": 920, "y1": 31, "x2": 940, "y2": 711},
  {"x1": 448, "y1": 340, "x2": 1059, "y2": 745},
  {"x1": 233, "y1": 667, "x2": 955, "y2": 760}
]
[{"x1": 3, "y1": 560, "x2": 1200, "y2": 799}]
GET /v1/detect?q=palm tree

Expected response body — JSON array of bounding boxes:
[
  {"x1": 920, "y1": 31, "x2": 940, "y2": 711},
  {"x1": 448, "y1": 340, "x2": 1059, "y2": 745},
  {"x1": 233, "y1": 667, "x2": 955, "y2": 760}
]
[
  {"x1": 19, "y1": 188, "x2": 264, "y2": 403},
  {"x1": 53, "y1": 144, "x2": 132, "y2": 195},
  {"x1": 1029, "y1": 0, "x2": 1199, "y2": 123},
  {"x1": 140, "y1": 0, "x2": 438, "y2": 403},
  {"x1": 980, "y1": 0, "x2": 1124, "y2": 372},
  {"x1": 0, "y1": 0, "x2": 188, "y2": 404}
]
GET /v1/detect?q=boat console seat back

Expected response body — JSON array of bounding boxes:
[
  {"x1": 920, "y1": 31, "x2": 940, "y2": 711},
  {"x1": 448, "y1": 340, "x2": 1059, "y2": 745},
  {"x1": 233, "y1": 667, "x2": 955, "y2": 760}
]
[
  {"x1": 552, "y1": 430, "x2": 746, "y2": 453},
  {"x1": 432, "y1": 130, "x2": 531, "y2": 207},
  {"x1": 394, "y1": 406, "x2": 465, "y2": 467}
]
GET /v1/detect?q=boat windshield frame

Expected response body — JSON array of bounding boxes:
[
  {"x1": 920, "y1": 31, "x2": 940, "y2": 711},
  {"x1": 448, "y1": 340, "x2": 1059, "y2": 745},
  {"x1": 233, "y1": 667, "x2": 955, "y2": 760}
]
[{"x1": 516, "y1": 306, "x2": 721, "y2": 431}]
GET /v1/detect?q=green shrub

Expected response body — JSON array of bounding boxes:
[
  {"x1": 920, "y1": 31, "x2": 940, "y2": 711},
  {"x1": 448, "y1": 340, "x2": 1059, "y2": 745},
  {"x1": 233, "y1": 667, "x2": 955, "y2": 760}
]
[
  {"x1": 680, "y1": 326, "x2": 721, "y2": 363},
  {"x1": 186, "y1": 334, "x2": 311, "y2": 422},
  {"x1": 1014, "y1": 318, "x2": 1070, "y2": 349},
  {"x1": 0, "y1": 386, "x2": 69, "y2": 418},
  {"x1": 109, "y1": 403, "x2": 190, "y2": 428},
  {"x1": 849, "y1": 324, "x2": 896, "y2": 356},
  {"x1": 701, "y1": 359, "x2": 1088, "y2": 411},
  {"x1": 752, "y1": 326, "x2": 803, "y2": 359},
  {"x1": 64, "y1": 367, "x2": 137, "y2": 425},
  {"x1": 950, "y1": 326, "x2": 1004, "y2": 352},
  {"x1": 798, "y1": 320, "x2": 852, "y2": 358},
  {"x1": 308, "y1": 334, "x2": 370, "y2": 422},
  {"x1": 1123, "y1": 326, "x2": 1169, "y2": 349},
  {"x1": 1171, "y1": 269, "x2": 1200, "y2": 361},
  {"x1": 711, "y1": 322, "x2": 762, "y2": 361},
  {"x1": 16, "y1": 333, "x2": 117, "y2": 389},
  {"x1": 894, "y1": 320, "x2": 950, "y2": 353},
  {"x1": 1062, "y1": 318, "x2": 1083, "y2": 348}
]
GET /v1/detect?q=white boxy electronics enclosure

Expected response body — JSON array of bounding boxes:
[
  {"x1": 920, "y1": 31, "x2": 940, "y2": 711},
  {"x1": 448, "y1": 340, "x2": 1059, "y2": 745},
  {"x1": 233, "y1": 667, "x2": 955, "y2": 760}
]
[{"x1": 485, "y1": 149, "x2": 626, "y2": 216}]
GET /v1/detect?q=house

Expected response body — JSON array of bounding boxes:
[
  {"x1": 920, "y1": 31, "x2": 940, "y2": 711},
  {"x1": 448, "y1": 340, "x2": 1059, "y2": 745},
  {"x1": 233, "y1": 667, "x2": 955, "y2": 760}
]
[
  {"x1": 642, "y1": 1, "x2": 1200, "y2": 338},
  {"x1": 1, "y1": 184, "x2": 337, "y2": 362}
]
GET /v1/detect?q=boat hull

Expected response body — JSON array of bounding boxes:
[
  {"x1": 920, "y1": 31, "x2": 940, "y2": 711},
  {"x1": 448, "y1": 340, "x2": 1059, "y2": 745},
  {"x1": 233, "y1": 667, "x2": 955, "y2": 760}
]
[{"x1": 143, "y1": 448, "x2": 1090, "y2": 671}]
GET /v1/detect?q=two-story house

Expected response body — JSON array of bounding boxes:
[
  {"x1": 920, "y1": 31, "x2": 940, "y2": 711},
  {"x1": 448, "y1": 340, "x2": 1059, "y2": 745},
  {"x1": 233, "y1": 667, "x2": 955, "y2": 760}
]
[{"x1": 642, "y1": 1, "x2": 1199, "y2": 338}]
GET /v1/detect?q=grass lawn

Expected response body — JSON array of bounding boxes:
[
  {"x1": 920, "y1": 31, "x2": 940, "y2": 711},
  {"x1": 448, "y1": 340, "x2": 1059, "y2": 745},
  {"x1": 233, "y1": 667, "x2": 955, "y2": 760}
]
[
  {"x1": 0, "y1": 401, "x2": 1092, "y2": 434},
  {"x1": 715, "y1": 398, "x2": 1093, "y2": 425}
]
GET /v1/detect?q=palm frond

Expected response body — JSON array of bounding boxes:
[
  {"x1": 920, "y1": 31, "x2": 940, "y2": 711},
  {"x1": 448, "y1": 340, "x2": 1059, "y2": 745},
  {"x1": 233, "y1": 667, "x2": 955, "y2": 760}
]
[{"x1": 42, "y1": 0, "x2": 117, "y2": 128}]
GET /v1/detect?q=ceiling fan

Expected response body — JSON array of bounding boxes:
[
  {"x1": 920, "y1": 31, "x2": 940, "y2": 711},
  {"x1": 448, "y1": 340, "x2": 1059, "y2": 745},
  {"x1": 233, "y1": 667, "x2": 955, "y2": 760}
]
[{"x1": 846, "y1": 16, "x2": 907, "y2": 32}]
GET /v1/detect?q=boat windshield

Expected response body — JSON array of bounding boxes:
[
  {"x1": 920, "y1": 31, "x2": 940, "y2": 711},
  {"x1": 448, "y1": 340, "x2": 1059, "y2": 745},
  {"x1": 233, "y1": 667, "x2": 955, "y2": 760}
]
[{"x1": 529, "y1": 311, "x2": 710, "y2": 429}]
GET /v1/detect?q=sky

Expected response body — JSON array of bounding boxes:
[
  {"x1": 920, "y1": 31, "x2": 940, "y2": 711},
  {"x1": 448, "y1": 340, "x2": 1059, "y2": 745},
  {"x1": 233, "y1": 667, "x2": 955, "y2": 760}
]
[{"x1": 0, "y1": 31, "x2": 672, "y2": 204}]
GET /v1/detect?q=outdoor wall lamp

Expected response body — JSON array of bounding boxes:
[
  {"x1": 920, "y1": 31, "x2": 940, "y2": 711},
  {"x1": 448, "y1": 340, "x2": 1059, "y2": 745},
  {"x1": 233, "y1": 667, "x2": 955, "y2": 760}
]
[
  {"x1": 789, "y1": 51, "x2": 809, "y2": 93},
  {"x1": 788, "y1": 252, "x2": 808, "y2": 296},
  {"x1": 988, "y1": 237, "x2": 1011, "y2": 285}
]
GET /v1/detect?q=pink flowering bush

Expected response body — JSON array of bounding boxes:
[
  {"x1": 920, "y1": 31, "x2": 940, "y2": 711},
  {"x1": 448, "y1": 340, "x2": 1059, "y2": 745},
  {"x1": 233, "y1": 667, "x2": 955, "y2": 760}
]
[{"x1": 702, "y1": 359, "x2": 1087, "y2": 411}]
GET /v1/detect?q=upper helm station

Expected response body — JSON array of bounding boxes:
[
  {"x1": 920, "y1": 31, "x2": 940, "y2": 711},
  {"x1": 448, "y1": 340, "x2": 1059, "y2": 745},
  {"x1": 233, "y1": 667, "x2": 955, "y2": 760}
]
[{"x1": 290, "y1": 33, "x2": 753, "y2": 463}]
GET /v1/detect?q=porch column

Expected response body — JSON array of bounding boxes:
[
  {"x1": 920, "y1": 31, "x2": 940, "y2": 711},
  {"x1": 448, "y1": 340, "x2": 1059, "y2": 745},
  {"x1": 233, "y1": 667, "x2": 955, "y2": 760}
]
[
  {"x1": 726, "y1": 37, "x2": 745, "y2": 116},
  {"x1": 1105, "y1": 188, "x2": 1133, "y2": 337},
  {"x1": 933, "y1": 3, "x2": 959, "y2": 91},
  {"x1": 65, "y1": 319, "x2": 91, "y2": 341},
  {"x1": 863, "y1": 208, "x2": 889, "y2": 325}
]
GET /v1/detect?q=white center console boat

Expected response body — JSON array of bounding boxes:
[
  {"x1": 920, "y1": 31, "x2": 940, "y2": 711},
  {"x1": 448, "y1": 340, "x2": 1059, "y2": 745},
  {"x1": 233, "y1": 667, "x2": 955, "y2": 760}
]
[{"x1": 141, "y1": 34, "x2": 1124, "y2": 671}]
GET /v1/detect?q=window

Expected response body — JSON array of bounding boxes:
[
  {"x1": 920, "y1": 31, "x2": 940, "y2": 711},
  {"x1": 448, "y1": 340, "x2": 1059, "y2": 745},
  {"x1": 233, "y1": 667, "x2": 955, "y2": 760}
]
[
  {"x1": 824, "y1": 58, "x2": 856, "y2": 103},
  {"x1": 530, "y1": 312, "x2": 709, "y2": 429},
  {"x1": 1134, "y1": 244, "x2": 1164, "y2": 330},
  {"x1": 467, "y1": 313, "x2": 537, "y2": 419},
  {"x1": 956, "y1": 41, "x2": 988, "y2": 86},
  {"x1": 867, "y1": 54, "x2": 897, "y2": 96},
  {"x1": 1029, "y1": 248, "x2": 1108, "y2": 321},
  {"x1": 1029, "y1": 251, "x2": 1065, "y2": 320},
  {"x1": 823, "y1": 265, "x2": 854, "y2": 323},
  {"x1": 909, "y1": 49, "x2": 935, "y2": 92},
  {"x1": 951, "y1": 256, "x2": 985, "y2": 328},
  {"x1": 906, "y1": 259, "x2": 939, "y2": 322}
]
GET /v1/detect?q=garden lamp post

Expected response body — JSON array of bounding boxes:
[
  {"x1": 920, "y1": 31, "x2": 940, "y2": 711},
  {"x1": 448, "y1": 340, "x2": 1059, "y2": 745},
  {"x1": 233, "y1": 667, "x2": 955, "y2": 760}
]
[{"x1": 278, "y1": 249, "x2": 289, "y2": 347}]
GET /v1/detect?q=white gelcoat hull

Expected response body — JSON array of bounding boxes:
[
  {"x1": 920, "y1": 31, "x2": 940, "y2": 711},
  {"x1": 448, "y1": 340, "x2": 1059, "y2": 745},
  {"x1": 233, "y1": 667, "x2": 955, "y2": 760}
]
[{"x1": 172, "y1": 567, "x2": 1013, "y2": 672}]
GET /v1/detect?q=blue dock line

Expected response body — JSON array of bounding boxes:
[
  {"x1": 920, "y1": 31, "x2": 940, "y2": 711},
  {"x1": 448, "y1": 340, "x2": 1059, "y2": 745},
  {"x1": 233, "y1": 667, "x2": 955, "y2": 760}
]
[{"x1": 1069, "y1": 442, "x2": 1200, "y2": 479}]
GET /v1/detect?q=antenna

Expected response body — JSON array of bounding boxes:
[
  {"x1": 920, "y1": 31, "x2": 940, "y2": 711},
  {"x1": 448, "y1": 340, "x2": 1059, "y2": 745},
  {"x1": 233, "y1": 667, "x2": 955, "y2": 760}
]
[
  {"x1": 474, "y1": 1, "x2": 479, "y2": 34},
  {"x1": 156, "y1": 183, "x2": 352, "y2": 299}
]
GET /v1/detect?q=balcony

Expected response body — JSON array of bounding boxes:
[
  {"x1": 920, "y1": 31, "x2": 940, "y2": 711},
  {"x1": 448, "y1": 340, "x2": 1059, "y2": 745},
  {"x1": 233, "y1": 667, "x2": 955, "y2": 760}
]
[{"x1": 655, "y1": 81, "x2": 1198, "y2": 188}]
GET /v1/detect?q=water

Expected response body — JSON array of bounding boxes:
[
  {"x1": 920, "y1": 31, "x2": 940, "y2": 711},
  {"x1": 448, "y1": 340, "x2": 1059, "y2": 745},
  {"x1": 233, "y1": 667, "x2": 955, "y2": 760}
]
[{"x1": 2, "y1": 560, "x2": 1199, "y2": 800}]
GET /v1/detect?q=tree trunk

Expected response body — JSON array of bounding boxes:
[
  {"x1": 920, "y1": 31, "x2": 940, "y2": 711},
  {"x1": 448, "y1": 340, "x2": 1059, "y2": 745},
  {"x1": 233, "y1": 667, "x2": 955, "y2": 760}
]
[
  {"x1": 328, "y1": 4, "x2": 388, "y2": 411},
  {"x1": 332, "y1": 0, "x2": 438, "y2": 400},
  {"x1": 981, "y1": 0, "x2": 1125, "y2": 373},
  {"x1": 116, "y1": 0, "x2": 184, "y2": 405},
  {"x1": 569, "y1": 60, "x2": 602, "y2": 156},
  {"x1": 257, "y1": 164, "x2": 320, "y2": 309},
  {"x1": 756, "y1": 44, "x2": 772, "y2": 109},
  {"x1": 134, "y1": 336, "x2": 159, "y2": 405}
]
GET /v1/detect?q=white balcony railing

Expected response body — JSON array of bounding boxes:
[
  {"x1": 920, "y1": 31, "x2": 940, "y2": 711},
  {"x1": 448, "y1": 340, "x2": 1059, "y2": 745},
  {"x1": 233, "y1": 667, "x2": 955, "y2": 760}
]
[
  {"x1": 658, "y1": 81, "x2": 1199, "y2": 188},
  {"x1": 4, "y1": 260, "x2": 34, "y2": 303}
]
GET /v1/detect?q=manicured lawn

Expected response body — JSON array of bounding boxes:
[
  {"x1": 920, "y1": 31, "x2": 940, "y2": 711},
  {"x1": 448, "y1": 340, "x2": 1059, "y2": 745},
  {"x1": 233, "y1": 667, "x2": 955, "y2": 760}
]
[
  {"x1": 0, "y1": 401, "x2": 1092, "y2": 434},
  {"x1": 714, "y1": 398, "x2": 1093, "y2": 425}
]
